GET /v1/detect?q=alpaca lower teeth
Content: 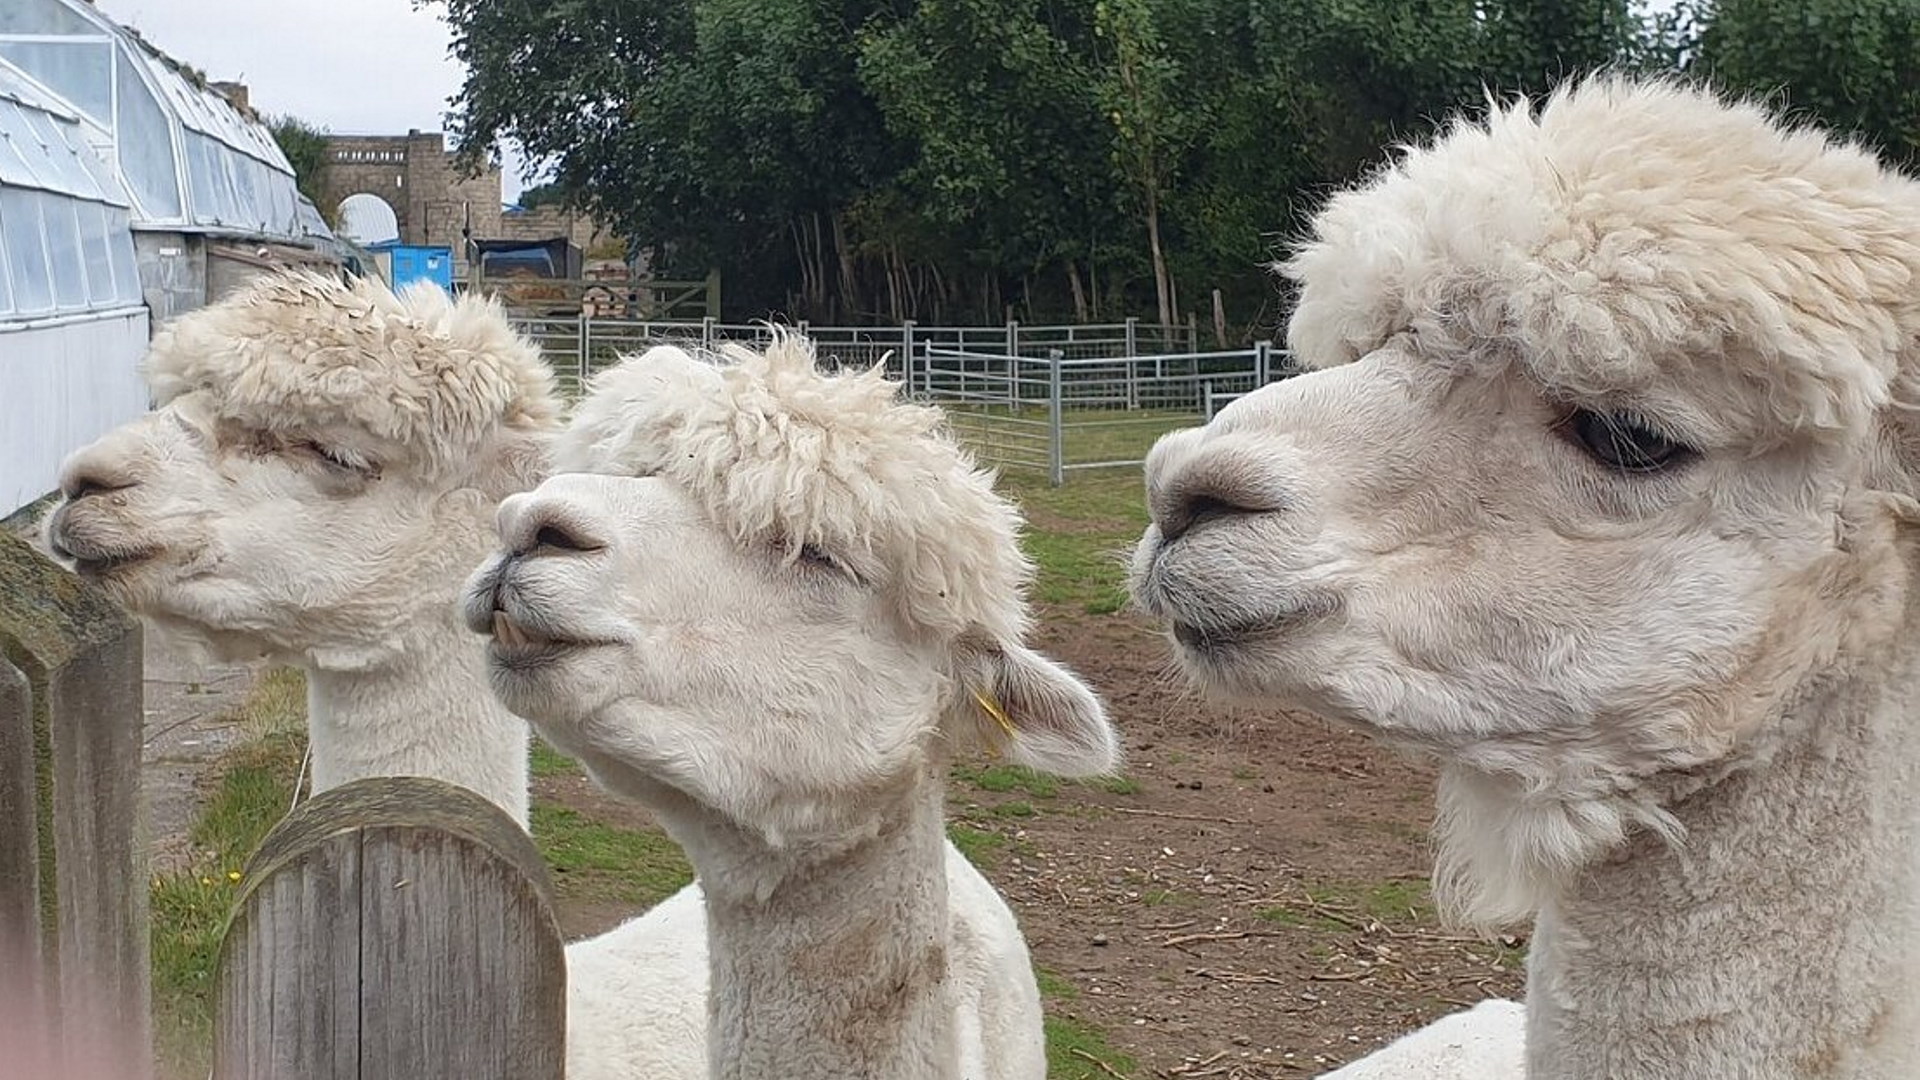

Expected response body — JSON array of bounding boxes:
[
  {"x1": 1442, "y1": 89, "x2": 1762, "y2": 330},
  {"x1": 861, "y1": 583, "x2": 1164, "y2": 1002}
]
[{"x1": 493, "y1": 612, "x2": 527, "y2": 647}]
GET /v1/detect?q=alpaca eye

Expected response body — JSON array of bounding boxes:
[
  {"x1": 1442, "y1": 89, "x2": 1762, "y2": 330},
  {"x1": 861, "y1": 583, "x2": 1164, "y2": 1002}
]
[
  {"x1": 797, "y1": 543, "x2": 837, "y2": 569},
  {"x1": 1567, "y1": 410, "x2": 1690, "y2": 473}
]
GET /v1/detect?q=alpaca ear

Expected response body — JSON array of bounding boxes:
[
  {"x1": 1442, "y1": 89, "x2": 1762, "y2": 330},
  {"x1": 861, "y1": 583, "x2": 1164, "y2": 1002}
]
[{"x1": 952, "y1": 637, "x2": 1121, "y2": 778}]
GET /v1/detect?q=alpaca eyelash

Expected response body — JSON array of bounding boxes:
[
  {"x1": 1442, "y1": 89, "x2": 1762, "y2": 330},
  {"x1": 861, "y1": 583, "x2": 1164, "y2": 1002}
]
[
  {"x1": 301, "y1": 440, "x2": 374, "y2": 475},
  {"x1": 1560, "y1": 408, "x2": 1693, "y2": 474}
]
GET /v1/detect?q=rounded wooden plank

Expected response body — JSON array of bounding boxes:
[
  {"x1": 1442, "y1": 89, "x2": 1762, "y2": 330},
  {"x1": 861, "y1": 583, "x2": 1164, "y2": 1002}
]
[{"x1": 215, "y1": 777, "x2": 566, "y2": 1080}]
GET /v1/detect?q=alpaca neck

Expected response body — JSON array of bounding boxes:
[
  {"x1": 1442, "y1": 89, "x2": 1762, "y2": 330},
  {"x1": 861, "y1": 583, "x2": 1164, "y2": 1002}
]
[
  {"x1": 1527, "y1": 629, "x2": 1920, "y2": 1078},
  {"x1": 303, "y1": 603, "x2": 529, "y2": 827},
  {"x1": 686, "y1": 777, "x2": 956, "y2": 1080}
]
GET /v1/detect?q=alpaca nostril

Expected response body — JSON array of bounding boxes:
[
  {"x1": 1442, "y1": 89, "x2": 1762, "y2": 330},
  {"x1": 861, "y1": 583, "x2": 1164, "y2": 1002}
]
[
  {"x1": 62, "y1": 469, "x2": 134, "y2": 502},
  {"x1": 1162, "y1": 492, "x2": 1263, "y2": 543},
  {"x1": 533, "y1": 522, "x2": 600, "y2": 554}
]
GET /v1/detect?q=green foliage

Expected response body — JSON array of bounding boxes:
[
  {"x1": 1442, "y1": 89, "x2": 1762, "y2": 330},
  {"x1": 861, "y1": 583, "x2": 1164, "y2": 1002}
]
[
  {"x1": 427, "y1": 0, "x2": 1918, "y2": 326},
  {"x1": 1691, "y1": 0, "x2": 1918, "y2": 172},
  {"x1": 269, "y1": 115, "x2": 332, "y2": 222}
]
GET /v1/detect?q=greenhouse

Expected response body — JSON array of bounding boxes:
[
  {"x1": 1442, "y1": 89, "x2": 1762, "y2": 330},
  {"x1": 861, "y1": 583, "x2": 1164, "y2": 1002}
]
[{"x1": 0, "y1": 0, "x2": 342, "y2": 515}]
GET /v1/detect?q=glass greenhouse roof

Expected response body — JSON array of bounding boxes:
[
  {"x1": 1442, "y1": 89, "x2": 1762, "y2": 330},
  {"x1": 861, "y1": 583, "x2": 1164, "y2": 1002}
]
[{"x1": 0, "y1": 0, "x2": 332, "y2": 244}]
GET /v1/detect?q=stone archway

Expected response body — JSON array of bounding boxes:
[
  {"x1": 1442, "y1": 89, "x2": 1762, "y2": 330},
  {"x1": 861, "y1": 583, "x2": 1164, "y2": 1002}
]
[{"x1": 337, "y1": 193, "x2": 400, "y2": 245}]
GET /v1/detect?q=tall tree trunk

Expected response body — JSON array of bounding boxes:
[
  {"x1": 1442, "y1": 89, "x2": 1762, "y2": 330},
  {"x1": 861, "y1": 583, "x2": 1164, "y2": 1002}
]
[
  {"x1": 1068, "y1": 261, "x2": 1088, "y2": 323},
  {"x1": 1146, "y1": 185, "x2": 1171, "y2": 327},
  {"x1": 831, "y1": 212, "x2": 858, "y2": 319}
]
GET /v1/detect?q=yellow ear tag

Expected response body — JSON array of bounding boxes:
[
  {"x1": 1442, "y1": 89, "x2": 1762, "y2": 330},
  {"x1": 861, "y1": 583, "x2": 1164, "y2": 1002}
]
[{"x1": 971, "y1": 687, "x2": 1018, "y2": 746}]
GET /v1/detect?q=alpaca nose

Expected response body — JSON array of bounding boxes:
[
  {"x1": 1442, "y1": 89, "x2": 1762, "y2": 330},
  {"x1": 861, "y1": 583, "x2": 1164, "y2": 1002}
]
[
  {"x1": 497, "y1": 492, "x2": 607, "y2": 558},
  {"x1": 1155, "y1": 490, "x2": 1265, "y2": 544},
  {"x1": 58, "y1": 455, "x2": 137, "y2": 503}
]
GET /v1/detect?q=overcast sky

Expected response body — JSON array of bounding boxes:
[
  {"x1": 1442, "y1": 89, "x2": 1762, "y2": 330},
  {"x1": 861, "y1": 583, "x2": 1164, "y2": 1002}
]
[{"x1": 97, "y1": 0, "x2": 536, "y2": 203}]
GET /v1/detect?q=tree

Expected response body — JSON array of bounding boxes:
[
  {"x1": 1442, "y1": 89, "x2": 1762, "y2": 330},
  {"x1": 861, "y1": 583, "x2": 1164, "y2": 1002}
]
[
  {"x1": 270, "y1": 114, "x2": 331, "y2": 219},
  {"x1": 1692, "y1": 0, "x2": 1918, "y2": 172},
  {"x1": 515, "y1": 182, "x2": 568, "y2": 210},
  {"x1": 1095, "y1": 0, "x2": 1191, "y2": 327}
]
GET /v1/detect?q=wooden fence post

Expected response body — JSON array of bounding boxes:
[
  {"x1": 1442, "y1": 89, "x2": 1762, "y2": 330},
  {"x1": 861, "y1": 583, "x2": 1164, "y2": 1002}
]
[
  {"x1": 214, "y1": 776, "x2": 567, "y2": 1080},
  {"x1": 0, "y1": 529, "x2": 151, "y2": 1079}
]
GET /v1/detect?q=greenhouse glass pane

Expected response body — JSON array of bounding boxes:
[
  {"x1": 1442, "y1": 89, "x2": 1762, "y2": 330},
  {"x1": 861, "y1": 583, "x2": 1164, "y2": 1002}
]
[
  {"x1": 0, "y1": 101, "x2": 50, "y2": 189},
  {"x1": 0, "y1": 40, "x2": 114, "y2": 123},
  {"x1": 104, "y1": 205, "x2": 139, "y2": 305},
  {"x1": 18, "y1": 107, "x2": 97, "y2": 199},
  {"x1": 231, "y1": 151, "x2": 258, "y2": 226},
  {"x1": 43, "y1": 192, "x2": 86, "y2": 310},
  {"x1": 184, "y1": 133, "x2": 216, "y2": 222},
  {"x1": 0, "y1": 103, "x2": 41, "y2": 187},
  {"x1": 114, "y1": 48, "x2": 181, "y2": 219},
  {"x1": 0, "y1": 186, "x2": 51, "y2": 313},
  {"x1": 0, "y1": 0, "x2": 97, "y2": 36},
  {"x1": 77, "y1": 198, "x2": 114, "y2": 305},
  {"x1": 0, "y1": 208, "x2": 13, "y2": 317}
]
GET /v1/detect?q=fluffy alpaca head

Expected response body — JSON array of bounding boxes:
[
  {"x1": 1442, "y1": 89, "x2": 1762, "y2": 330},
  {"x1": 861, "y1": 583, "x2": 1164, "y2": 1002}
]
[
  {"x1": 462, "y1": 337, "x2": 1119, "y2": 850},
  {"x1": 47, "y1": 270, "x2": 557, "y2": 669},
  {"x1": 1129, "y1": 77, "x2": 1920, "y2": 928}
]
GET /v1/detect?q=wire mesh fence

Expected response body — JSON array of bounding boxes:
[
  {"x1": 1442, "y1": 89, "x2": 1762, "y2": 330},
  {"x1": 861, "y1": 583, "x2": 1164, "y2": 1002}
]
[
  {"x1": 506, "y1": 314, "x2": 1284, "y2": 483},
  {"x1": 919, "y1": 345, "x2": 1286, "y2": 483}
]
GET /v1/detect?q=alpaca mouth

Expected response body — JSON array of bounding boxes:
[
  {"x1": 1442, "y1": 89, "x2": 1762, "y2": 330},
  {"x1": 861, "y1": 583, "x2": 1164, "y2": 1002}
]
[
  {"x1": 53, "y1": 539, "x2": 162, "y2": 578},
  {"x1": 486, "y1": 611, "x2": 609, "y2": 666},
  {"x1": 1169, "y1": 598, "x2": 1339, "y2": 652}
]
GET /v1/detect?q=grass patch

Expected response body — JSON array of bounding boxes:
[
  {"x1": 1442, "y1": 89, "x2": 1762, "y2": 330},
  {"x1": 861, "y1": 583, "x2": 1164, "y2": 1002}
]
[
  {"x1": 1034, "y1": 965, "x2": 1079, "y2": 1001},
  {"x1": 947, "y1": 823, "x2": 1008, "y2": 869},
  {"x1": 1045, "y1": 1014, "x2": 1140, "y2": 1079},
  {"x1": 952, "y1": 762, "x2": 1059, "y2": 799},
  {"x1": 991, "y1": 800, "x2": 1038, "y2": 819},
  {"x1": 1001, "y1": 472, "x2": 1147, "y2": 615},
  {"x1": 1080, "y1": 774, "x2": 1141, "y2": 796},
  {"x1": 151, "y1": 670, "x2": 309, "y2": 1080},
  {"x1": 530, "y1": 738, "x2": 583, "y2": 778},
  {"x1": 532, "y1": 804, "x2": 693, "y2": 908}
]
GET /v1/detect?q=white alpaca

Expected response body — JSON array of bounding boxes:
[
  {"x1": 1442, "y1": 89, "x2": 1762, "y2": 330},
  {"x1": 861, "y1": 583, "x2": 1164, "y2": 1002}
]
[
  {"x1": 43, "y1": 271, "x2": 705, "y2": 1080},
  {"x1": 462, "y1": 336, "x2": 1123, "y2": 1080},
  {"x1": 1131, "y1": 77, "x2": 1920, "y2": 1079}
]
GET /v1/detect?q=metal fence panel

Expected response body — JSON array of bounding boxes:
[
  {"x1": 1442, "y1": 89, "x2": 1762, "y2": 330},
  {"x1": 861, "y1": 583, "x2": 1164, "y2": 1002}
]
[{"x1": 507, "y1": 315, "x2": 1285, "y2": 483}]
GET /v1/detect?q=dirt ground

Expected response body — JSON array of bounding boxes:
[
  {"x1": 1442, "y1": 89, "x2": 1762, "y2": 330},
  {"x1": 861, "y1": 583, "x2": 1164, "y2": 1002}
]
[{"x1": 539, "y1": 604, "x2": 1525, "y2": 1078}]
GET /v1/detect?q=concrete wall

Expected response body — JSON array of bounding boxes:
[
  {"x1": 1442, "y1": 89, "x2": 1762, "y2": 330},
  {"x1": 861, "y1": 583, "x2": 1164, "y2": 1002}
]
[
  {"x1": 132, "y1": 232, "x2": 206, "y2": 326},
  {"x1": 0, "y1": 310, "x2": 152, "y2": 516}
]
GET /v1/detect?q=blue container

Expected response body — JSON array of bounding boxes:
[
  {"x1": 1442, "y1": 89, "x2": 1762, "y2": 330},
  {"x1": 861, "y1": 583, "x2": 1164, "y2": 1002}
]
[{"x1": 371, "y1": 242, "x2": 454, "y2": 293}]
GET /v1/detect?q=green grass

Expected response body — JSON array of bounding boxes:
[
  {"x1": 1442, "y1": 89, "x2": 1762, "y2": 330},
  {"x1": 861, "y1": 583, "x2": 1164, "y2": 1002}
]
[
  {"x1": 1032, "y1": 967, "x2": 1138, "y2": 1079},
  {"x1": 1045, "y1": 1015, "x2": 1140, "y2": 1079},
  {"x1": 991, "y1": 800, "x2": 1038, "y2": 818},
  {"x1": 999, "y1": 471, "x2": 1148, "y2": 615},
  {"x1": 947, "y1": 823, "x2": 1009, "y2": 869},
  {"x1": 530, "y1": 738, "x2": 583, "y2": 777},
  {"x1": 151, "y1": 670, "x2": 309, "y2": 1080},
  {"x1": 1034, "y1": 965, "x2": 1079, "y2": 1001},
  {"x1": 1080, "y1": 774, "x2": 1141, "y2": 796},
  {"x1": 952, "y1": 762, "x2": 1060, "y2": 798},
  {"x1": 532, "y1": 804, "x2": 694, "y2": 907}
]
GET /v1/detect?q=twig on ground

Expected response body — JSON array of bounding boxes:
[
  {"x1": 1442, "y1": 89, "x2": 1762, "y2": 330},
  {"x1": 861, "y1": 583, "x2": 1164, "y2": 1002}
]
[
  {"x1": 1069, "y1": 1047, "x2": 1132, "y2": 1079},
  {"x1": 1106, "y1": 806, "x2": 1246, "y2": 825}
]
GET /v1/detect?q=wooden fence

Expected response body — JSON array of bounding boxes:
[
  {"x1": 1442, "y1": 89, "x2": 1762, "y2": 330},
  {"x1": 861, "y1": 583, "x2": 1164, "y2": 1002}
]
[
  {"x1": 214, "y1": 776, "x2": 567, "y2": 1080},
  {"x1": 0, "y1": 528, "x2": 150, "y2": 1080}
]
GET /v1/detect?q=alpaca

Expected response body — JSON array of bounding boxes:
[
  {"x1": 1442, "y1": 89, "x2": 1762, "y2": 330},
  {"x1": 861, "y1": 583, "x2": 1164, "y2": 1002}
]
[
  {"x1": 1129, "y1": 77, "x2": 1920, "y2": 1079},
  {"x1": 1319, "y1": 998, "x2": 1524, "y2": 1079},
  {"x1": 461, "y1": 336, "x2": 1123, "y2": 1080},
  {"x1": 42, "y1": 271, "x2": 707, "y2": 1080}
]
